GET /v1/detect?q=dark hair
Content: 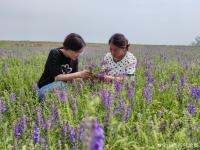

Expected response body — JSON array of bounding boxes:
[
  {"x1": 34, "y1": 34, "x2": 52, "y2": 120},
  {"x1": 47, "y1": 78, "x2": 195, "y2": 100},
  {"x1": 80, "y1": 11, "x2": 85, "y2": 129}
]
[
  {"x1": 108, "y1": 33, "x2": 130, "y2": 50},
  {"x1": 63, "y1": 33, "x2": 86, "y2": 51}
]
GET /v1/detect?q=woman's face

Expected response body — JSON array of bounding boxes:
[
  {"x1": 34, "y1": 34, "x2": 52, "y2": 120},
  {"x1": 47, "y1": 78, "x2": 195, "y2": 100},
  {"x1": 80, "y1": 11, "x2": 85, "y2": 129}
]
[
  {"x1": 64, "y1": 48, "x2": 84, "y2": 60},
  {"x1": 109, "y1": 43, "x2": 126, "y2": 60}
]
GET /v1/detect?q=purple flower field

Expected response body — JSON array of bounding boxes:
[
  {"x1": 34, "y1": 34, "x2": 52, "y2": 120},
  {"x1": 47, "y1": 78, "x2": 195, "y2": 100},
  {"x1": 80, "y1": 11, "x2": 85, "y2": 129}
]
[{"x1": 0, "y1": 41, "x2": 200, "y2": 149}]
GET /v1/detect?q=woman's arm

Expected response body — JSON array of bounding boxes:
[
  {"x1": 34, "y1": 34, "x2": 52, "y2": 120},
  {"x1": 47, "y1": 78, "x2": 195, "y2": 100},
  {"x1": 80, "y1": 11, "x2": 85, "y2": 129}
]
[
  {"x1": 103, "y1": 75, "x2": 123, "y2": 82},
  {"x1": 55, "y1": 70, "x2": 91, "y2": 81},
  {"x1": 103, "y1": 74, "x2": 135, "y2": 82}
]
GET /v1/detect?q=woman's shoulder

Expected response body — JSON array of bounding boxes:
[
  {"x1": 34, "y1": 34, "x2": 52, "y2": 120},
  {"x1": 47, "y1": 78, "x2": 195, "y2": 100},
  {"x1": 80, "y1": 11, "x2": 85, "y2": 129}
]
[
  {"x1": 47, "y1": 48, "x2": 63, "y2": 60},
  {"x1": 49, "y1": 47, "x2": 63, "y2": 56},
  {"x1": 50, "y1": 47, "x2": 61, "y2": 54},
  {"x1": 105, "y1": 52, "x2": 111, "y2": 56},
  {"x1": 126, "y1": 51, "x2": 137, "y2": 60},
  {"x1": 104, "y1": 52, "x2": 112, "y2": 58}
]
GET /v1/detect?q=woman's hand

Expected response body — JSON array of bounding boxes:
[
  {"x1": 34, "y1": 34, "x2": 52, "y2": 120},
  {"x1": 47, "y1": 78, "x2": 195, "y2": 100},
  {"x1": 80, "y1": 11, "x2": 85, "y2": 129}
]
[
  {"x1": 103, "y1": 75, "x2": 122, "y2": 82},
  {"x1": 103, "y1": 75, "x2": 113, "y2": 82},
  {"x1": 55, "y1": 70, "x2": 92, "y2": 81},
  {"x1": 78, "y1": 70, "x2": 92, "y2": 79}
]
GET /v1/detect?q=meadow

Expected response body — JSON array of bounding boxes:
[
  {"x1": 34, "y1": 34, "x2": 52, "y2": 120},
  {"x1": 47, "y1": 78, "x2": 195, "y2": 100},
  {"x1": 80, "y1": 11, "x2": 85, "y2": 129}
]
[{"x1": 0, "y1": 41, "x2": 200, "y2": 150}]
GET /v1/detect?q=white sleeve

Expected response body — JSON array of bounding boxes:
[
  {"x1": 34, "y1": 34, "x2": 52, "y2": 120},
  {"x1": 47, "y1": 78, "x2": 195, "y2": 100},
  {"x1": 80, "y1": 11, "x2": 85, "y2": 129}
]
[
  {"x1": 126, "y1": 55, "x2": 137, "y2": 75},
  {"x1": 101, "y1": 53, "x2": 109, "y2": 72}
]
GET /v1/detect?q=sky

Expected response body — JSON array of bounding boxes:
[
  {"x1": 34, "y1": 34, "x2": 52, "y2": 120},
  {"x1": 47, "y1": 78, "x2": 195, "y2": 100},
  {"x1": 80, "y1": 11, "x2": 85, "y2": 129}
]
[{"x1": 0, "y1": 0, "x2": 200, "y2": 45}]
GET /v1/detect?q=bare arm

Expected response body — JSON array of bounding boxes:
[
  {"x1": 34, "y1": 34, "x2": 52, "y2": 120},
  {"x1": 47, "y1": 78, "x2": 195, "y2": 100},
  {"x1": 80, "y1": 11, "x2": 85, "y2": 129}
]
[
  {"x1": 103, "y1": 75, "x2": 135, "y2": 82},
  {"x1": 103, "y1": 75, "x2": 123, "y2": 82},
  {"x1": 55, "y1": 70, "x2": 91, "y2": 81}
]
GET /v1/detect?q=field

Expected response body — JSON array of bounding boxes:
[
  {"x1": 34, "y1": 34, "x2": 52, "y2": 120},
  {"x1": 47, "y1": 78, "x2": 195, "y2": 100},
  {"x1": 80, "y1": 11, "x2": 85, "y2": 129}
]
[{"x1": 0, "y1": 41, "x2": 200, "y2": 149}]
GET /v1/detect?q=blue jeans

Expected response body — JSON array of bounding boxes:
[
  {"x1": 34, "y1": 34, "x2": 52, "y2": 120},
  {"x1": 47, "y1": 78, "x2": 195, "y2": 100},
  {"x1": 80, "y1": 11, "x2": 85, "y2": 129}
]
[{"x1": 38, "y1": 81, "x2": 67, "y2": 101}]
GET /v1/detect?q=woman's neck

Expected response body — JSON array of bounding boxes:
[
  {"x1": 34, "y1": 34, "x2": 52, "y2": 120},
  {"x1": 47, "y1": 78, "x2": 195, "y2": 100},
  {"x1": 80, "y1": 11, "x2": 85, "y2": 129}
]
[
  {"x1": 60, "y1": 49, "x2": 71, "y2": 59},
  {"x1": 113, "y1": 51, "x2": 127, "y2": 61}
]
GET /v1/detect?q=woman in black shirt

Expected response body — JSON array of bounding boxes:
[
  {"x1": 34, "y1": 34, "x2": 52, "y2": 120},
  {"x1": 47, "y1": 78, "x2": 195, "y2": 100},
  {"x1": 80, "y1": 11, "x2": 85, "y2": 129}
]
[{"x1": 38, "y1": 33, "x2": 91, "y2": 100}]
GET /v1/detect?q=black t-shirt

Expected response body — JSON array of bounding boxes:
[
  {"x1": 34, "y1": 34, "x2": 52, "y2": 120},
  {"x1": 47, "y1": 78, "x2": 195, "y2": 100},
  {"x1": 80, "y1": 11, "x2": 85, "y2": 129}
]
[{"x1": 38, "y1": 47, "x2": 78, "y2": 88}]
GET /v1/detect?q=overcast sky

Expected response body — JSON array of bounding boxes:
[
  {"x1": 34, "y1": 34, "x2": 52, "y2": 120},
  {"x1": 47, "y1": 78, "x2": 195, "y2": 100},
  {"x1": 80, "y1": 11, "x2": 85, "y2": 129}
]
[{"x1": 0, "y1": 0, "x2": 199, "y2": 45}]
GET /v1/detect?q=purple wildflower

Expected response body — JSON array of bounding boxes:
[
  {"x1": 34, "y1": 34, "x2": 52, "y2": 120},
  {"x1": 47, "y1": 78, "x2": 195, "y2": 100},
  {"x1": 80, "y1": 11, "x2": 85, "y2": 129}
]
[
  {"x1": 88, "y1": 120, "x2": 104, "y2": 150},
  {"x1": 114, "y1": 105, "x2": 120, "y2": 116},
  {"x1": 143, "y1": 71, "x2": 149, "y2": 77},
  {"x1": 126, "y1": 80, "x2": 135, "y2": 103},
  {"x1": 65, "y1": 122, "x2": 72, "y2": 133},
  {"x1": 95, "y1": 72, "x2": 105, "y2": 80},
  {"x1": 54, "y1": 87, "x2": 60, "y2": 97},
  {"x1": 52, "y1": 103, "x2": 59, "y2": 120},
  {"x1": 70, "y1": 129, "x2": 76, "y2": 142},
  {"x1": 100, "y1": 88, "x2": 108, "y2": 108},
  {"x1": 60, "y1": 126, "x2": 65, "y2": 138},
  {"x1": 39, "y1": 114, "x2": 48, "y2": 129},
  {"x1": 72, "y1": 146, "x2": 78, "y2": 150},
  {"x1": 72, "y1": 99, "x2": 77, "y2": 113},
  {"x1": 58, "y1": 140, "x2": 62, "y2": 145},
  {"x1": 89, "y1": 63, "x2": 97, "y2": 68},
  {"x1": 77, "y1": 125, "x2": 84, "y2": 141},
  {"x1": 125, "y1": 83, "x2": 129, "y2": 91},
  {"x1": 127, "y1": 86, "x2": 134, "y2": 100},
  {"x1": 14, "y1": 119, "x2": 24, "y2": 139},
  {"x1": 148, "y1": 76, "x2": 155, "y2": 84},
  {"x1": 0, "y1": 100, "x2": 6, "y2": 113},
  {"x1": 25, "y1": 116, "x2": 29, "y2": 125},
  {"x1": 114, "y1": 81, "x2": 122, "y2": 93},
  {"x1": 143, "y1": 83, "x2": 153, "y2": 102},
  {"x1": 33, "y1": 124, "x2": 40, "y2": 144},
  {"x1": 34, "y1": 115, "x2": 39, "y2": 125},
  {"x1": 10, "y1": 93, "x2": 16, "y2": 102},
  {"x1": 68, "y1": 94, "x2": 73, "y2": 102},
  {"x1": 103, "y1": 67, "x2": 112, "y2": 74},
  {"x1": 119, "y1": 98, "x2": 126, "y2": 113},
  {"x1": 65, "y1": 87, "x2": 70, "y2": 93},
  {"x1": 180, "y1": 74, "x2": 185, "y2": 86},
  {"x1": 131, "y1": 80, "x2": 135, "y2": 88},
  {"x1": 105, "y1": 112, "x2": 110, "y2": 126},
  {"x1": 77, "y1": 121, "x2": 87, "y2": 141},
  {"x1": 44, "y1": 144, "x2": 48, "y2": 150},
  {"x1": 188, "y1": 103, "x2": 195, "y2": 114},
  {"x1": 159, "y1": 83, "x2": 164, "y2": 92},
  {"x1": 125, "y1": 105, "x2": 131, "y2": 121},
  {"x1": 106, "y1": 93, "x2": 112, "y2": 110},
  {"x1": 190, "y1": 86, "x2": 200, "y2": 100},
  {"x1": 196, "y1": 125, "x2": 200, "y2": 129},
  {"x1": 100, "y1": 59, "x2": 107, "y2": 66},
  {"x1": 60, "y1": 91, "x2": 66, "y2": 102},
  {"x1": 48, "y1": 115, "x2": 54, "y2": 129},
  {"x1": 171, "y1": 73, "x2": 176, "y2": 81},
  {"x1": 36, "y1": 106, "x2": 41, "y2": 113}
]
